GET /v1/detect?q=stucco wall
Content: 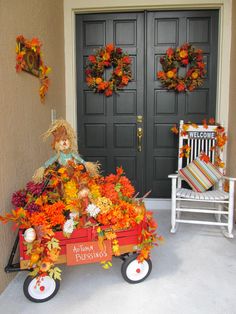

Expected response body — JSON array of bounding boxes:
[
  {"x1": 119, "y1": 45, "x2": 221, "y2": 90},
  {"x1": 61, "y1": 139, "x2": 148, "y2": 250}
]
[
  {"x1": 0, "y1": 0, "x2": 65, "y2": 293},
  {"x1": 227, "y1": 0, "x2": 236, "y2": 211}
]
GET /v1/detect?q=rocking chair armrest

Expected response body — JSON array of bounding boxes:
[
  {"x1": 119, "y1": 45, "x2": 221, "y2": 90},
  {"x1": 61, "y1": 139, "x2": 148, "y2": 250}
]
[
  {"x1": 221, "y1": 176, "x2": 236, "y2": 181},
  {"x1": 168, "y1": 173, "x2": 179, "y2": 179}
]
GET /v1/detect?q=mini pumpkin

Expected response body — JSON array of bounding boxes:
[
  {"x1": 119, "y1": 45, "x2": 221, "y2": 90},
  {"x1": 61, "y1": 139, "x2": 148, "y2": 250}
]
[
  {"x1": 30, "y1": 253, "x2": 40, "y2": 264},
  {"x1": 24, "y1": 227, "x2": 36, "y2": 243}
]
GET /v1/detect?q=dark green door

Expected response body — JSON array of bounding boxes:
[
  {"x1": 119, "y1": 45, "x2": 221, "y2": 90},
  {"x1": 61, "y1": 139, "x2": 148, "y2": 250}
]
[{"x1": 76, "y1": 10, "x2": 218, "y2": 198}]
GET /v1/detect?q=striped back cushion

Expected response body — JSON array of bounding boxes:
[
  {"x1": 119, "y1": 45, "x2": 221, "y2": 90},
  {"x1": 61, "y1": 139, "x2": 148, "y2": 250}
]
[{"x1": 179, "y1": 157, "x2": 223, "y2": 192}]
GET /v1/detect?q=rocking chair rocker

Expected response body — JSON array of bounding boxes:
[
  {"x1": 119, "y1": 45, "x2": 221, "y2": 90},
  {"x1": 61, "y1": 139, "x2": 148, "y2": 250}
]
[{"x1": 168, "y1": 120, "x2": 235, "y2": 238}]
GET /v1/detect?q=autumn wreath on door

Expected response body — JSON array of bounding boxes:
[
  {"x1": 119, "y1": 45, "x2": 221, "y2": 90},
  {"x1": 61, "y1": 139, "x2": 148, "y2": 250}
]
[
  {"x1": 85, "y1": 43, "x2": 132, "y2": 97},
  {"x1": 157, "y1": 43, "x2": 206, "y2": 92}
]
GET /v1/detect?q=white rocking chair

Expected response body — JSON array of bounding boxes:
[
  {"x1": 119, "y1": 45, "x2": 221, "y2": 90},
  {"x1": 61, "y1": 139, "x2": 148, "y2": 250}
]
[{"x1": 168, "y1": 120, "x2": 235, "y2": 238}]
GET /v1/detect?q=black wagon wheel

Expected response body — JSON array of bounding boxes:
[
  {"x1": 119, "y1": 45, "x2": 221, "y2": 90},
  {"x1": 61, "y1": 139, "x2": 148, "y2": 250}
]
[
  {"x1": 121, "y1": 253, "x2": 152, "y2": 284},
  {"x1": 23, "y1": 275, "x2": 60, "y2": 303}
]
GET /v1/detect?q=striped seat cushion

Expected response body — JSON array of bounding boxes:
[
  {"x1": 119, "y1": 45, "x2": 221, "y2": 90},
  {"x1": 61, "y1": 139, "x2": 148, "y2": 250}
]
[{"x1": 179, "y1": 157, "x2": 223, "y2": 192}]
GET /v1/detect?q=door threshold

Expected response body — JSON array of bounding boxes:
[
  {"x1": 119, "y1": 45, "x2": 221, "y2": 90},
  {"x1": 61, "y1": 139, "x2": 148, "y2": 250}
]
[{"x1": 143, "y1": 198, "x2": 171, "y2": 210}]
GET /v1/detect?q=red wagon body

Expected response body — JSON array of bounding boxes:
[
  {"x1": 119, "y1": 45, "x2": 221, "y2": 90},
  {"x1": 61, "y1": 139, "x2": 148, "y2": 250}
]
[
  {"x1": 9, "y1": 222, "x2": 152, "y2": 302},
  {"x1": 19, "y1": 223, "x2": 144, "y2": 270}
]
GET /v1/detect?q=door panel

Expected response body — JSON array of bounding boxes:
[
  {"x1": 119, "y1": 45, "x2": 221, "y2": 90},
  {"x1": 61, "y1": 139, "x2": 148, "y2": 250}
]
[
  {"x1": 146, "y1": 10, "x2": 218, "y2": 197},
  {"x1": 76, "y1": 13, "x2": 145, "y2": 193}
]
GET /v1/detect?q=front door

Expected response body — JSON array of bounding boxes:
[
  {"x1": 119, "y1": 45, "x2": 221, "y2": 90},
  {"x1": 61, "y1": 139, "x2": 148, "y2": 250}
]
[{"x1": 76, "y1": 10, "x2": 218, "y2": 198}]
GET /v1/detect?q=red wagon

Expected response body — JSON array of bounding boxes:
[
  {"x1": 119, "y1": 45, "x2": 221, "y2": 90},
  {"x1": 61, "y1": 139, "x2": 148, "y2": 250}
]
[{"x1": 6, "y1": 222, "x2": 152, "y2": 302}]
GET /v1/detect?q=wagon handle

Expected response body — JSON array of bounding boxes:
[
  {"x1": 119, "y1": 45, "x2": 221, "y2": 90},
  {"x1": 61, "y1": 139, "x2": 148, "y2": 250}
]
[
  {"x1": 139, "y1": 190, "x2": 152, "y2": 202},
  {"x1": 4, "y1": 233, "x2": 23, "y2": 273}
]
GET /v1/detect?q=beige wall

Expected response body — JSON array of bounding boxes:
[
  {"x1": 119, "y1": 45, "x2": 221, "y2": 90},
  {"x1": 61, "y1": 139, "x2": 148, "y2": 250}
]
[
  {"x1": 0, "y1": 0, "x2": 65, "y2": 293},
  {"x1": 227, "y1": 0, "x2": 236, "y2": 210}
]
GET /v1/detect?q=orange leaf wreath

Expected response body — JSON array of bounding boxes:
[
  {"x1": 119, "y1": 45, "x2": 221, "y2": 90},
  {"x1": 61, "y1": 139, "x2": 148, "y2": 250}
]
[
  {"x1": 157, "y1": 43, "x2": 206, "y2": 92},
  {"x1": 85, "y1": 43, "x2": 132, "y2": 97}
]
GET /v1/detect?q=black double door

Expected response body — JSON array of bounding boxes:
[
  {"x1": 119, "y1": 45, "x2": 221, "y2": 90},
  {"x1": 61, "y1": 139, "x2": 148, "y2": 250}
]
[{"x1": 76, "y1": 10, "x2": 218, "y2": 198}]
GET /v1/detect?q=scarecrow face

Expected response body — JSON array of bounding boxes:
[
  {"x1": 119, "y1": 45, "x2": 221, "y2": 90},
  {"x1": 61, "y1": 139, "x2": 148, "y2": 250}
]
[
  {"x1": 58, "y1": 139, "x2": 70, "y2": 152},
  {"x1": 52, "y1": 126, "x2": 71, "y2": 152}
]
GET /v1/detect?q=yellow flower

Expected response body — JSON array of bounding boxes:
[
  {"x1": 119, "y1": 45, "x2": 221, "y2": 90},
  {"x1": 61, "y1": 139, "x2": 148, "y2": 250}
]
[
  {"x1": 93, "y1": 197, "x2": 112, "y2": 213},
  {"x1": 191, "y1": 71, "x2": 199, "y2": 79},
  {"x1": 167, "y1": 70, "x2": 174, "y2": 78},
  {"x1": 16, "y1": 43, "x2": 20, "y2": 53},
  {"x1": 102, "y1": 52, "x2": 110, "y2": 61},
  {"x1": 58, "y1": 167, "x2": 67, "y2": 174},
  {"x1": 179, "y1": 50, "x2": 188, "y2": 58},
  {"x1": 95, "y1": 77, "x2": 102, "y2": 85},
  {"x1": 64, "y1": 180, "x2": 78, "y2": 200},
  {"x1": 90, "y1": 184, "x2": 101, "y2": 199},
  {"x1": 112, "y1": 240, "x2": 120, "y2": 256}
]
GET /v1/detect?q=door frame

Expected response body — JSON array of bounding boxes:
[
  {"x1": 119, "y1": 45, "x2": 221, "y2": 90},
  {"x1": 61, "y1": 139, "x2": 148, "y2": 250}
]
[{"x1": 64, "y1": 0, "x2": 232, "y2": 206}]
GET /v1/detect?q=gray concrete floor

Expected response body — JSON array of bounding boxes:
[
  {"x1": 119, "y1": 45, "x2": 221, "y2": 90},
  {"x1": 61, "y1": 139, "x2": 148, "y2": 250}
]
[{"x1": 0, "y1": 209, "x2": 236, "y2": 314}]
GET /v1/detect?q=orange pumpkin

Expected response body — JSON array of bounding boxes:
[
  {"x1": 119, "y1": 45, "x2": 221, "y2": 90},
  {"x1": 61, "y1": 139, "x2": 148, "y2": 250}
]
[
  {"x1": 134, "y1": 203, "x2": 145, "y2": 216},
  {"x1": 30, "y1": 253, "x2": 40, "y2": 264}
]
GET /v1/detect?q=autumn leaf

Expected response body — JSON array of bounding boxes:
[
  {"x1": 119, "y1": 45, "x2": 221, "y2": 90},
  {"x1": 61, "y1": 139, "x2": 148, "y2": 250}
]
[
  {"x1": 116, "y1": 166, "x2": 124, "y2": 176},
  {"x1": 215, "y1": 157, "x2": 225, "y2": 169},
  {"x1": 47, "y1": 238, "x2": 60, "y2": 250},
  {"x1": 49, "y1": 267, "x2": 62, "y2": 280},
  {"x1": 202, "y1": 119, "x2": 208, "y2": 129},
  {"x1": 98, "y1": 235, "x2": 105, "y2": 251},
  {"x1": 26, "y1": 242, "x2": 34, "y2": 255},
  {"x1": 171, "y1": 124, "x2": 179, "y2": 134},
  {"x1": 224, "y1": 180, "x2": 229, "y2": 193},
  {"x1": 179, "y1": 145, "x2": 191, "y2": 158},
  {"x1": 215, "y1": 125, "x2": 225, "y2": 133},
  {"x1": 200, "y1": 152, "x2": 210, "y2": 163},
  {"x1": 29, "y1": 267, "x2": 40, "y2": 277},
  {"x1": 104, "y1": 231, "x2": 117, "y2": 240},
  {"x1": 114, "y1": 183, "x2": 121, "y2": 192},
  {"x1": 191, "y1": 123, "x2": 198, "y2": 129},
  {"x1": 0, "y1": 207, "x2": 27, "y2": 227},
  {"x1": 112, "y1": 239, "x2": 120, "y2": 256},
  {"x1": 208, "y1": 117, "x2": 215, "y2": 125},
  {"x1": 101, "y1": 261, "x2": 112, "y2": 269}
]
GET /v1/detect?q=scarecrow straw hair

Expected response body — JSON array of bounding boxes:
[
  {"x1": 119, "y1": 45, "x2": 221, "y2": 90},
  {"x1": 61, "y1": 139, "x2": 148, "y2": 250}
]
[{"x1": 43, "y1": 119, "x2": 78, "y2": 153}]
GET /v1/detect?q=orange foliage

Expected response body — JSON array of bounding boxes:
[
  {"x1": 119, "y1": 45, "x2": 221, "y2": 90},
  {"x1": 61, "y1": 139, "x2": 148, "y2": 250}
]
[
  {"x1": 200, "y1": 152, "x2": 210, "y2": 163},
  {"x1": 179, "y1": 144, "x2": 191, "y2": 158}
]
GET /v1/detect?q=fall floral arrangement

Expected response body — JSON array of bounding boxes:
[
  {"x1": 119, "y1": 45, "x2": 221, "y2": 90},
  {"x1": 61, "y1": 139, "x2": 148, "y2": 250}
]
[
  {"x1": 0, "y1": 119, "x2": 160, "y2": 282},
  {"x1": 16, "y1": 35, "x2": 51, "y2": 103},
  {"x1": 157, "y1": 43, "x2": 206, "y2": 92},
  {"x1": 85, "y1": 43, "x2": 132, "y2": 97},
  {"x1": 171, "y1": 118, "x2": 227, "y2": 169}
]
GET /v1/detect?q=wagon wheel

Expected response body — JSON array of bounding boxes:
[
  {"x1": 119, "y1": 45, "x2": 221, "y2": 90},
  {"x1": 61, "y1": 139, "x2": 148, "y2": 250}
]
[
  {"x1": 121, "y1": 254, "x2": 152, "y2": 284},
  {"x1": 23, "y1": 275, "x2": 60, "y2": 303}
]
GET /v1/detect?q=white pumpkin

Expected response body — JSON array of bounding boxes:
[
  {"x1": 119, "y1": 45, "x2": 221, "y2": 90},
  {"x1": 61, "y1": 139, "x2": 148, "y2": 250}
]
[{"x1": 24, "y1": 228, "x2": 36, "y2": 243}]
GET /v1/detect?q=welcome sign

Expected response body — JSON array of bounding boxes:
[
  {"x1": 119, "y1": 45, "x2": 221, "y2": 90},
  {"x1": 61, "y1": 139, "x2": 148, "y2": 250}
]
[
  {"x1": 188, "y1": 131, "x2": 216, "y2": 139},
  {"x1": 66, "y1": 240, "x2": 112, "y2": 266}
]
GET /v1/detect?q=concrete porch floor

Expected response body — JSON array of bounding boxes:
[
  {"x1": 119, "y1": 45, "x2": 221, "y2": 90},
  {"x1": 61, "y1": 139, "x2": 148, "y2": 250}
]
[{"x1": 0, "y1": 209, "x2": 236, "y2": 314}]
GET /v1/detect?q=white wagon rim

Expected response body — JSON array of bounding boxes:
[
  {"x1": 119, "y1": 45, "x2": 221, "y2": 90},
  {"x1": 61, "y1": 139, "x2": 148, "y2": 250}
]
[
  {"x1": 28, "y1": 276, "x2": 56, "y2": 300},
  {"x1": 126, "y1": 259, "x2": 150, "y2": 281}
]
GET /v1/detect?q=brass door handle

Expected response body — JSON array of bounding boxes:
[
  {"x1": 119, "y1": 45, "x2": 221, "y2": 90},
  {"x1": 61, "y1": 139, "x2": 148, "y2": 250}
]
[{"x1": 137, "y1": 127, "x2": 143, "y2": 152}]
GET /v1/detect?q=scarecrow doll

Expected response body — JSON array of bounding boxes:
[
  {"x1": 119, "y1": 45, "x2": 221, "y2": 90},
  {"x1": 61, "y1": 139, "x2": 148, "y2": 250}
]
[{"x1": 33, "y1": 119, "x2": 100, "y2": 182}]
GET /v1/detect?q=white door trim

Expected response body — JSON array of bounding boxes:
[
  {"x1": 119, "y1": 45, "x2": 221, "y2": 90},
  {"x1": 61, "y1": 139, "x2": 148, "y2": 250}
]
[{"x1": 64, "y1": 1, "x2": 232, "y2": 203}]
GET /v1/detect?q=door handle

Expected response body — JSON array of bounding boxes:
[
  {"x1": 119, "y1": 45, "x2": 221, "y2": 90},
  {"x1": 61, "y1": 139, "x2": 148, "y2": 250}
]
[{"x1": 137, "y1": 127, "x2": 143, "y2": 152}]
